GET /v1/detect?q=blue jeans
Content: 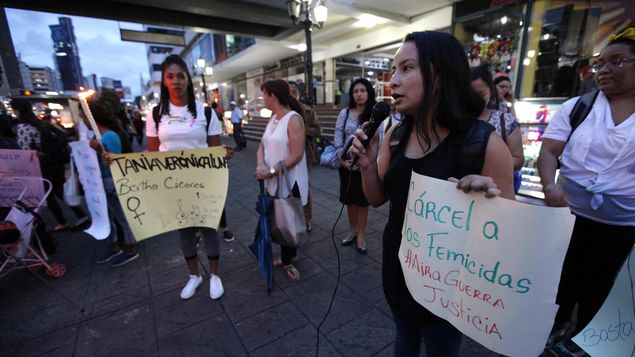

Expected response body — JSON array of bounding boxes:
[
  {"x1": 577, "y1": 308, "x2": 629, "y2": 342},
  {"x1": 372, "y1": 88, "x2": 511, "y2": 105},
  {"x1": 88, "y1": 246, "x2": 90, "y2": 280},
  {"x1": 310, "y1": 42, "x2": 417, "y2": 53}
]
[
  {"x1": 391, "y1": 307, "x2": 462, "y2": 357},
  {"x1": 103, "y1": 177, "x2": 136, "y2": 245}
]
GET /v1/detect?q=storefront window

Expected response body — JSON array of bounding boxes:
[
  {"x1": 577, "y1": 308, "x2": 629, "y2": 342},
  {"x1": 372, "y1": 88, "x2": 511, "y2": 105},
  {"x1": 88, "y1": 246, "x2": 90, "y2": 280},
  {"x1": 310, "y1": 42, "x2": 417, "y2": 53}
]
[{"x1": 455, "y1": 2, "x2": 526, "y2": 83}]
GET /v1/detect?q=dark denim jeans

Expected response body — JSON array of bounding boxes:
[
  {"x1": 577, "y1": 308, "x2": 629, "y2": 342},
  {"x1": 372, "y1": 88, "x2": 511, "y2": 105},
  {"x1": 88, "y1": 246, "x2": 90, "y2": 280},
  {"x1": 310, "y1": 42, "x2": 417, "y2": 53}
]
[{"x1": 391, "y1": 307, "x2": 462, "y2": 357}]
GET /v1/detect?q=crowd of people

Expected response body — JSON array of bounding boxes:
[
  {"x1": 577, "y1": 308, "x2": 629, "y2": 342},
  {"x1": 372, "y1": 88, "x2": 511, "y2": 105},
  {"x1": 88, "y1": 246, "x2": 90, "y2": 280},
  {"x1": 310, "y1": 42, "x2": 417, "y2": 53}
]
[{"x1": 1, "y1": 26, "x2": 633, "y2": 357}]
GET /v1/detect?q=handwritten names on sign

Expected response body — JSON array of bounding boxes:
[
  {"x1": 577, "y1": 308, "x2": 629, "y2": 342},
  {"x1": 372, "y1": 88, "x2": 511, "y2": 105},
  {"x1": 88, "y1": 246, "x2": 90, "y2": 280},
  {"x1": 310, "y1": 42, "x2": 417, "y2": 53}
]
[
  {"x1": 69, "y1": 141, "x2": 110, "y2": 240},
  {"x1": 400, "y1": 174, "x2": 575, "y2": 356},
  {"x1": 109, "y1": 147, "x2": 228, "y2": 241},
  {"x1": 573, "y1": 247, "x2": 635, "y2": 356},
  {"x1": 0, "y1": 149, "x2": 44, "y2": 207}
]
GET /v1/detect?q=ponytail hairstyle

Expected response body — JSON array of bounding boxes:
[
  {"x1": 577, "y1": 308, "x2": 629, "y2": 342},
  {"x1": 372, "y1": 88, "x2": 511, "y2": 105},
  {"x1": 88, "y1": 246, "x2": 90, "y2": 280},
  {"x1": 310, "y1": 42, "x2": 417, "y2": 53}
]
[
  {"x1": 347, "y1": 78, "x2": 376, "y2": 124},
  {"x1": 261, "y1": 79, "x2": 305, "y2": 119},
  {"x1": 158, "y1": 54, "x2": 197, "y2": 118}
]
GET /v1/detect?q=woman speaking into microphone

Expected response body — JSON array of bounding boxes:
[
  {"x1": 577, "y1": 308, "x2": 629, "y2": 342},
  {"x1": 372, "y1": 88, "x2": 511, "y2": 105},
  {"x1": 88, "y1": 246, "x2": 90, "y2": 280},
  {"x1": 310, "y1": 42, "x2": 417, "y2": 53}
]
[{"x1": 348, "y1": 31, "x2": 514, "y2": 356}]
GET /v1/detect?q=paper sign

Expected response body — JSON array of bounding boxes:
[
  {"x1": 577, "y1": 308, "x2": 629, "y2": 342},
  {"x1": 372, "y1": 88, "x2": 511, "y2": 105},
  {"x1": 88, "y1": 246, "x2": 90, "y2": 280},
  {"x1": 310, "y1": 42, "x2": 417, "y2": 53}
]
[
  {"x1": 400, "y1": 174, "x2": 575, "y2": 357},
  {"x1": 109, "y1": 147, "x2": 228, "y2": 241},
  {"x1": 69, "y1": 141, "x2": 110, "y2": 240},
  {"x1": 573, "y1": 248, "x2": 635, "y2": 356},
  {"x1": 0, "y1": 149, "x2": 44, "y2": 207}
]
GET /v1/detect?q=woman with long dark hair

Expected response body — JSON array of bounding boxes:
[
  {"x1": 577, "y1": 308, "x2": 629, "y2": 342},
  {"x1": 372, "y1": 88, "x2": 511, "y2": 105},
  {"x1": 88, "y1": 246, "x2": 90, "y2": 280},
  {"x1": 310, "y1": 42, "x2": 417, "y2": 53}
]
[
  {"x1": 333, "y1": 78, "x2": 375, "y2": 254},
  {"x1": 81, "y1": 101, "x2": 138, "y2": 267},
  {"x1": 146, "y1": 54, "x2": 225, "y2": 300},
  {"x1": 10, "y1": 98, "x2": 89, "y2": 232},
  {"x1": 471, "y1": 65, "x2": 525, "y2": 192},
  {"x1": 348, "y1": 31, "x2": 514, "y2": 356},
  {"x1": 254, "y1": 79, "x2": 307, "y2": 281}
]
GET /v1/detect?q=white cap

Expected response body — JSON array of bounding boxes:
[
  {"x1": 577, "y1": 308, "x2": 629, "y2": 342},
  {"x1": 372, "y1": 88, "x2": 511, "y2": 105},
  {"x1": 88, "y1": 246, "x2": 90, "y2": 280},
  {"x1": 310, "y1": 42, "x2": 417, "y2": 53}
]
[{"x1": 230, "y1": 101, "x2": 237, "y2": 105}]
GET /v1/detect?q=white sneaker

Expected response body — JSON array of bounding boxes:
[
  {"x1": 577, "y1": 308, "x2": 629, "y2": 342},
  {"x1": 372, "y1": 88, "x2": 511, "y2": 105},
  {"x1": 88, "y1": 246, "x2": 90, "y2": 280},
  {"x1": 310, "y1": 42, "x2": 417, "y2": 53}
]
[
  {"x1": 210, "y1": 274, "x2": 224, "y2": 300},
  {"x1": 180, "y1": 275, "x2": 203, "y2": 299}
]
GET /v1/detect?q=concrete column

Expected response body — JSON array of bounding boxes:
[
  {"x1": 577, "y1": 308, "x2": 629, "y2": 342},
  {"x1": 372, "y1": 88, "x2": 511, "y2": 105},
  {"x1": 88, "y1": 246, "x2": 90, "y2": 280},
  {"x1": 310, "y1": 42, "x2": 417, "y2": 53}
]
[{"x1": 324, "y1": 58, "x2": 335, "y2": 105}]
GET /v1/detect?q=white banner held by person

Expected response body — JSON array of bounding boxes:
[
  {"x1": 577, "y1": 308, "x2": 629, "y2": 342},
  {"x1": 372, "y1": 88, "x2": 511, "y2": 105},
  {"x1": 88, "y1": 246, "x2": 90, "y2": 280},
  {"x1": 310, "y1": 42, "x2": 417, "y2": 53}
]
[
  {"x1": 573, "y1": 247, "x2": 635, "y2": 356},
  {"x1": 109, "y1": 147, "x2": 228, "y2": 241},
  {"x1": 0, "y1": 149, "x2": 44, "y2": 207},
  {"x1": 400, "y1": 174, "x2": 575, "y2": 357},
  {"x1": 69, "y1": 141, "x2": 110, "y2": 240}
]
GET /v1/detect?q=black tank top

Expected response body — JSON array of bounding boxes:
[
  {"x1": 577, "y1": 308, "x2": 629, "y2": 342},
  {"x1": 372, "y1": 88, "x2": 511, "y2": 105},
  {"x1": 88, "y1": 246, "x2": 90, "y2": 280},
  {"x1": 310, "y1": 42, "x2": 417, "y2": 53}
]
[{"x1": 382, "y1": 120, "x2": 493, "y2": 321}]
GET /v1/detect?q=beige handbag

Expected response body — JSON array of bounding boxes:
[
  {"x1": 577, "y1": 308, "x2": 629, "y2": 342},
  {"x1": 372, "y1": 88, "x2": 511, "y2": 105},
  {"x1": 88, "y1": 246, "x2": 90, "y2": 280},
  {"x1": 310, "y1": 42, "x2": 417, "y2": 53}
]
[{"x1": 269, "y1": 162, "x2": 307, "y2": 247}]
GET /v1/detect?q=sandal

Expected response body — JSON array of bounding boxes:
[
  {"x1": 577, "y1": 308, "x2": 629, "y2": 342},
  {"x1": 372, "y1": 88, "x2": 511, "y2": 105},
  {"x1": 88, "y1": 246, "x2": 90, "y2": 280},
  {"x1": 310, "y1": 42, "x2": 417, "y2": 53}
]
[{"x1": 283, "y1": 264, "x2": 301, "y2": 281}]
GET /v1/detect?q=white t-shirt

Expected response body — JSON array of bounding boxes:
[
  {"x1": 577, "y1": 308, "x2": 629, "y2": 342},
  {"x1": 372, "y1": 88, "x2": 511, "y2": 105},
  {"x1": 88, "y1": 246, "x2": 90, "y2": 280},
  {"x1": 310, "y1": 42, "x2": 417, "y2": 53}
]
[
  {"x1": 543, "y1": 91, "x2": 635, "y2": 196},
  {"x1": 146, "y1": 101, "x2": 222, "y2": 152}
]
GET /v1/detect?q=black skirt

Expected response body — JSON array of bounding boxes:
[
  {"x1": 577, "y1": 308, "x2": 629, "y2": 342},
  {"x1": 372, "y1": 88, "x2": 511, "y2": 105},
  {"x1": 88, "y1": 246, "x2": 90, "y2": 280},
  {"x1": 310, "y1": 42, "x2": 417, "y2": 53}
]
[{"x1": 338, "y1": 167, "x2": 369, "y2": 206}]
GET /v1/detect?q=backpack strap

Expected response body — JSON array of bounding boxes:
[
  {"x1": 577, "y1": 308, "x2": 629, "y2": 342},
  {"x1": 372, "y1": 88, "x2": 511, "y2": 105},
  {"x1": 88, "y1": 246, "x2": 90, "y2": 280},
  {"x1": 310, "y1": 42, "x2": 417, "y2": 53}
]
[
  {"x1": 567, "y1": 89, "x2": 599, "y2": 142},
  {"x1": 204, "y1": 106, "x2": 212, "y2": 132},
  {"x1": 459, "y1": 121, "x2": 494, "y2": 177},
  {"x1": 498, "y1": 112, "x2": 507, "y2": 143}
]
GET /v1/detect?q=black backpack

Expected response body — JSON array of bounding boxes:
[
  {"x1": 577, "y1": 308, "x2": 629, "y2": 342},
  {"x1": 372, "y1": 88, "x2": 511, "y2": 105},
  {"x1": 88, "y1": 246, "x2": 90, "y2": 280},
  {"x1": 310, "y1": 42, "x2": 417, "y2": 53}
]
[
  {"x1": 152, "y1": 105, "x2": 212, "y2": 134},
  {"x1": 37, "y1": 121, "x2": 70, "y2": 164}
]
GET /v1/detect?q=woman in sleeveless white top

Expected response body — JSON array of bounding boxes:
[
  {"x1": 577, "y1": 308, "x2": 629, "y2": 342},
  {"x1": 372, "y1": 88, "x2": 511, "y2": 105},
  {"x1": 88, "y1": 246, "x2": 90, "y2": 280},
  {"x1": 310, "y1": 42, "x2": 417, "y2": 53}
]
[
  {"x1": 255, "y1": 79, "x2": 308, "y2": 281},
  {"x1": 261, "y1": 110, "x2": 309, "y2": 204}
]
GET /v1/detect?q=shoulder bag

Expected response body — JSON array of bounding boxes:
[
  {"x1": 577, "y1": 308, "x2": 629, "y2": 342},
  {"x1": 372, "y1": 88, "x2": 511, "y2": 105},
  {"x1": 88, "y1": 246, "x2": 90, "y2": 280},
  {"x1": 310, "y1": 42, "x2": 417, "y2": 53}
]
[{"x1": 269, "y1": 161, "x2": 307, "y2": 247}]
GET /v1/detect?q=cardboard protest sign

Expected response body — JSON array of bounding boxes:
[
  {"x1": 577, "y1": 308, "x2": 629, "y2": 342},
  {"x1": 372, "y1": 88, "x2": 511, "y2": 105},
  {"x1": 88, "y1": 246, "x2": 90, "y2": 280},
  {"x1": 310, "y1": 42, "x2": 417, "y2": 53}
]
[
  {"x1": 573, "y1": 248, "x2": 635, "y2": 356},
  {"x1": 109, "y1": 147, "x2": 228, "y2": 241},
  {"x1": 400, "y1": 174, "x2": 575, "y2": 356},
  {"x1": 0, "y1": 149, "x2": 44, "y2": 207},
  {"x1": 69, "y1": 141, "x2": 110, "y2": 240}
]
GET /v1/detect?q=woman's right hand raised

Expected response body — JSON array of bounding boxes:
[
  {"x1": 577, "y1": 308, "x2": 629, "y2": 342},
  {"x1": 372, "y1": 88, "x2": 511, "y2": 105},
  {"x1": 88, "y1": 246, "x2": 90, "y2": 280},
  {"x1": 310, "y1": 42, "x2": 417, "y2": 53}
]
[{"x1": 347, "y1": 124, "x2": 379, "y2": 170}]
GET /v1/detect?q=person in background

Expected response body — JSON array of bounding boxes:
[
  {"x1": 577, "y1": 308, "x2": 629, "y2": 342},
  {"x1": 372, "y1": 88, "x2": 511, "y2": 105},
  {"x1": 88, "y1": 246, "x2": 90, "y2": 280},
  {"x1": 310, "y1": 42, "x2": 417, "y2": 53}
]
[
  {"x1": 211, "y1": 102, "x2": 225, "y2": 135},
  {"x1": 230, "y1": 101, "x2": 246, "y2": 151},
  {"x1": 471, "y1": 65, "x2": 525, "y2": 193},
  {"x1": 146, "y1": 54, "x2": 225, "y2": 300},
  {"x1": 131, "y1": 110, "x2": 144, "y2": 145},
  {"x1": 334, "y1": 78, "x2": 375, "y2": 254},
  {"x1": 537, "y1": 27, "x2": 635, "y2": 356},
  {"x1": 81, "y1": 101, "x2": 139, "y2": 267},
  {"x1": 348, "y1": 31, "x2": 514, "y2": 357},
  {"x1": 254, "y1": 79, "x2": 308, "y2": 281},
  {"x1": 10, "y1": 98, "x2": 90, "y2": 232},
  {"x1": 289, "y1": 80, "x2": 321, "y2": 232},
  {"x1": 494, "y1": 73, "x2": 517, "y2": 117}
]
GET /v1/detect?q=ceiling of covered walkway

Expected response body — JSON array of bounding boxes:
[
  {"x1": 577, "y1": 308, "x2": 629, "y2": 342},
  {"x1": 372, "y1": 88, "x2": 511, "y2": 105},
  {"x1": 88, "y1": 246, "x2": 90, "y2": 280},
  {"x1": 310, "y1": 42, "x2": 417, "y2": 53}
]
[{"x1": 1, "y1": 0, "x2": 460, "y2": 81}]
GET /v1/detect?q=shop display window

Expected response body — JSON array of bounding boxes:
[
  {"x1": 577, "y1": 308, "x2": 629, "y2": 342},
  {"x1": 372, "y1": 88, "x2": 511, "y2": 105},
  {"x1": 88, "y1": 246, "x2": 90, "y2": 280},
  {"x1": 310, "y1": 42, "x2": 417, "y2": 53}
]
[{"x1": 454, "y1": 3, "x2": 526, "y2": 81}]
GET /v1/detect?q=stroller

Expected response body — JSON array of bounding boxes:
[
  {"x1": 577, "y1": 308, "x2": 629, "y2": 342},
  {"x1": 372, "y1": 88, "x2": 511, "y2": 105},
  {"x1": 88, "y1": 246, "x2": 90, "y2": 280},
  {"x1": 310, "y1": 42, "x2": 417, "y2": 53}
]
[{"x1": 0, "y1": 177, "x2": 66, "y2": 278}]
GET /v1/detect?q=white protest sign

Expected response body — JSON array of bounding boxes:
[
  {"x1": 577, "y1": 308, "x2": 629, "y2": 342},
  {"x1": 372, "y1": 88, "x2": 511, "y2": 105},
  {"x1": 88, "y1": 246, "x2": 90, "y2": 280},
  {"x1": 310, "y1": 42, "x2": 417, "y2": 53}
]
[
  {"x1": 109, "y1": 147, "x2": 228, "y2": 241},
  {"x1": 400, "y1": 174, "x2": 575, "y2": 356},
  {"x1": 69, "y1": 141, "x2": 110, "y2": 240},
  {"x1": 573, "y1": 248, "x2": 635, "y2": 356},
  {"x1": 0, "y1": 149, "x2": 45, "y2": 207}
]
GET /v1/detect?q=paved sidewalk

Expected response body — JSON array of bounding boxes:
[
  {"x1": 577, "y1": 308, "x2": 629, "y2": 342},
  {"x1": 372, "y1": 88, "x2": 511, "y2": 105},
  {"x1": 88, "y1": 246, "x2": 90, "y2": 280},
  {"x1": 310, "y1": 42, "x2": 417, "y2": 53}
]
[{"x1": 0, "y1": 137, "x2": 498, "y2": 356}]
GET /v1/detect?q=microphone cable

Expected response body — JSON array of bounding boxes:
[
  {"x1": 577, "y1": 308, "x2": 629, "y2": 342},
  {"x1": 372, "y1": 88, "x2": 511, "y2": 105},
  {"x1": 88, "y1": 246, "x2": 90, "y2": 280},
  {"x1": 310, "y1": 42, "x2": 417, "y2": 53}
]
[{"x1": 315, "y1": 165, "x2": 352, "y2": 357}]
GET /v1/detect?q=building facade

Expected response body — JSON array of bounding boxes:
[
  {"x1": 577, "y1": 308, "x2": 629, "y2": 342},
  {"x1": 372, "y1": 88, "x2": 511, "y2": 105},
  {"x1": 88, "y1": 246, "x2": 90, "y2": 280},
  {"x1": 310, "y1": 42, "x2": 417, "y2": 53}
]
[
  {"x1": 49, "y1": 17, "x2": 84, "y2": 91},
  {"x1": 0, "y1": 8, "x2": 23, "y2": 95}
]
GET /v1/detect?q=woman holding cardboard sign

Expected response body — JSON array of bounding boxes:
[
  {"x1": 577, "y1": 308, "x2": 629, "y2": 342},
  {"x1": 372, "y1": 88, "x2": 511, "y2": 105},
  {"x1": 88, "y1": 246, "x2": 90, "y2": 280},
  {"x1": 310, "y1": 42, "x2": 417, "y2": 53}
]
[
  {"x1": 146, "y1": 54, "x2": 226, "y2": 300},
  {"x1": 538, "y1": 27, "x2": 635, "y2": 355},
  {"x1": 348, "y1": 31, "x2": 514, "y2": 356}
]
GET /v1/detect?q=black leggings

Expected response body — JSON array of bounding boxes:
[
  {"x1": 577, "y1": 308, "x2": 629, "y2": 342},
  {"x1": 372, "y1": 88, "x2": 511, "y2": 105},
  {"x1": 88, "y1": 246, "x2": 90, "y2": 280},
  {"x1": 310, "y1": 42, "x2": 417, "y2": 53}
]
[{"x1": 554, "y1": 215, "x2": 635, "y2": 332}]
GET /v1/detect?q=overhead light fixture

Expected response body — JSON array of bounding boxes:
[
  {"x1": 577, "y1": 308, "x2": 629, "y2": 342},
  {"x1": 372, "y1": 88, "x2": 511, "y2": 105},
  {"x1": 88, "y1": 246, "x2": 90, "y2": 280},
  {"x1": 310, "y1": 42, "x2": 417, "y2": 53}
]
[
  {"x1": 500, "y1": 16, "x2": 509, "y2": 25},
  {"x1": 353, "y1": 13, "x2": 387, "y2": 29}
]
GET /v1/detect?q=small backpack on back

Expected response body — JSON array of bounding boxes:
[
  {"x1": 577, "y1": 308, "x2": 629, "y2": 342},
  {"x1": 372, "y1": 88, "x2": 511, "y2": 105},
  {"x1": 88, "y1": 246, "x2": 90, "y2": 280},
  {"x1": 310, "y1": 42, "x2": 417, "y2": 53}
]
[{"x1": 37, "y1": 121, "x2": 70, "y2": 164}]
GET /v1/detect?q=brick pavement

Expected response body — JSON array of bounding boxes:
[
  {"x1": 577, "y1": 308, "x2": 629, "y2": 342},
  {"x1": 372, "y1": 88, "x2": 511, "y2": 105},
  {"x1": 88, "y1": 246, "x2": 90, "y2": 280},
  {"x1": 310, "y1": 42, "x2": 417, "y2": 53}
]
[{"x1": 0, "y1": 137, "x2": 498, "y2": 356}]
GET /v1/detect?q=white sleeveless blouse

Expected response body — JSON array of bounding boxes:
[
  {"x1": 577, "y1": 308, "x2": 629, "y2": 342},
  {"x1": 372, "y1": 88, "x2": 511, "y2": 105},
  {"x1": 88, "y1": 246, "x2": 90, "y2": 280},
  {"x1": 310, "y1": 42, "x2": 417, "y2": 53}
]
[{"x1": 262, "y1": 110, "x2": 309, "y2": 205}]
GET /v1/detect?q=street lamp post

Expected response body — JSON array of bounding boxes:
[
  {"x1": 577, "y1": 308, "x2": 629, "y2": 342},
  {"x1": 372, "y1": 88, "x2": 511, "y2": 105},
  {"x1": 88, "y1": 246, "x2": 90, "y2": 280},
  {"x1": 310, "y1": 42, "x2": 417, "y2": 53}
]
[
  {"x1": 287, "y1": 0, "x2": 327, "y2": 107},
  {"x1": 196, "y1": 58, "x2": 213, "y2": 104}
]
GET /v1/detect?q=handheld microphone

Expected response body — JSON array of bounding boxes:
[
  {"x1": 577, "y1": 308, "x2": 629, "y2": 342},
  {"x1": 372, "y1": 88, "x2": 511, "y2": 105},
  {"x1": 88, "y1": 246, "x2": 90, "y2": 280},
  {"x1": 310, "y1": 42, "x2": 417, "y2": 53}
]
[{"x1": 342, "y1": 101, "x2": 391, "y2": 165}]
